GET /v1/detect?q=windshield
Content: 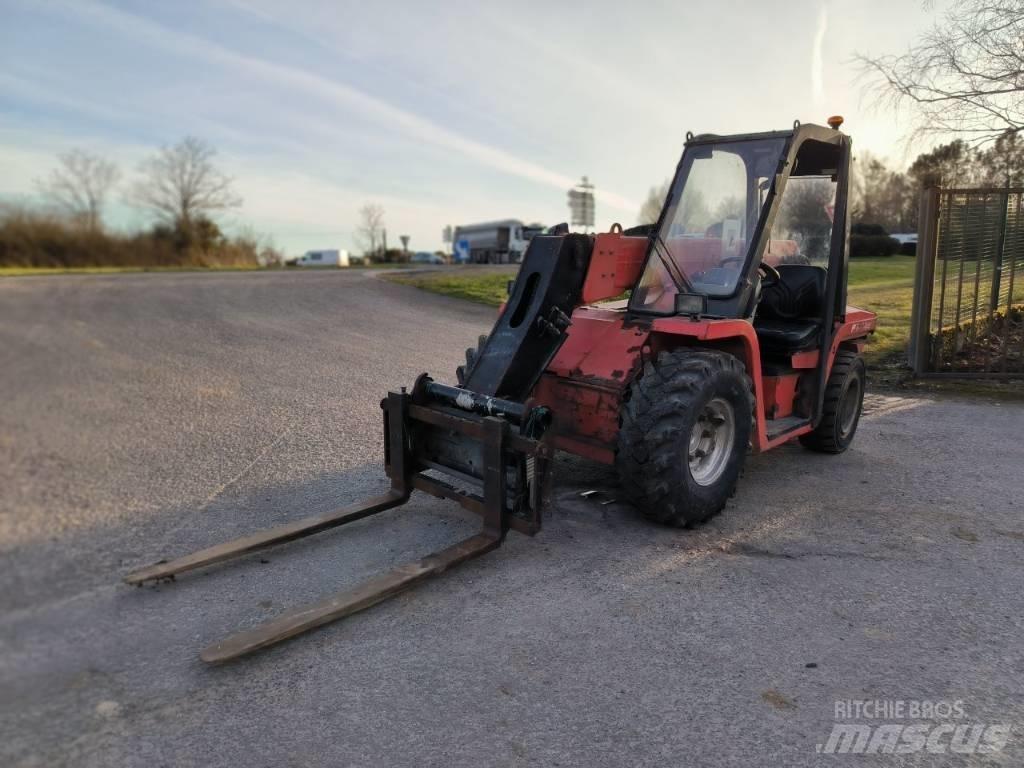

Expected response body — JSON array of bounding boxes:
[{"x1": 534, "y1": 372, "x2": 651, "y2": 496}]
[{"x1": 631, "y1": 137, "x2": 787, "y2": 312}]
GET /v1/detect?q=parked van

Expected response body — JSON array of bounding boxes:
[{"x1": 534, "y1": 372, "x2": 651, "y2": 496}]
[{"x1": 297, "y1": 249, "x2": 349, "y2": 267}]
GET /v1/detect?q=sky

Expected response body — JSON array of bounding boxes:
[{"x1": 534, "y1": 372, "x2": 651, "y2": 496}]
[{"x1": 1, "y1": 0, "x2": 947, "y2": 256}]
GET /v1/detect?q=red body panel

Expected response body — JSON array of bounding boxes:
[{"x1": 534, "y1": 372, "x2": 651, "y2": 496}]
[
  {"x1": 531, "y1": 306, "x2": 646, "y2": 464},
  {"x1": 762, "y1": 374, "x2": 800, "y2": 419},
  {"x1": 530, "y1": 298, "x2": 878, "y2": 464},
  {"x1": 790, "y1": 349, "x2": 819, "y2": 369},
  {"x1": 531, "y1": 376, "x2": 620, "y2": 464},
  {"x1": 580, "y1": 234, "x2": 645, "y2": 304}
]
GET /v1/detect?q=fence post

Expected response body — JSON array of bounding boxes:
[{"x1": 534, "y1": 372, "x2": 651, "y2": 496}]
[
  {"x1": 909, "y1": 188, "x2": 940, "y2": 375},
  {"x1": 989, "y1": 191, "x2": 1009, "y2": 313}
]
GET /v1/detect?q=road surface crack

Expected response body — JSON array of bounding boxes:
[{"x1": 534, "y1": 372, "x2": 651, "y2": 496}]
[{"x1": 717, "y1": 540, "x2": 892, "y2": 561}]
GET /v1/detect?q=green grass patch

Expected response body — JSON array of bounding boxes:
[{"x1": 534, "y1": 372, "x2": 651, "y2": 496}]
[
  {"x1": 386, "y1": 257, "x2": 918, "y2": 367},
  {"x1": 846, "y1": 256, "x2": 916, "y2": 366},
  {"x1": 387, "y1": 270, "x2": 513, "y2": 305},
  {"x1": 845, "y1": 256, "x2": 916, "y2": 286}
]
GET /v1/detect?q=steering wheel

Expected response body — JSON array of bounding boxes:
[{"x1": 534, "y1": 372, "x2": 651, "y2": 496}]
[{"x1": 758, "y1": 262, "x2": 782, "y2": 286}]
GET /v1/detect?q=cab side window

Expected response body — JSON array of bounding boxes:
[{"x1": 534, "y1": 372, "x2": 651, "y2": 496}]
[
  {"x1": 766, "y1": 175, "x2": 836, "y2": 269},
  {"x1": 766, "y1": 138, "x2": 840, "y2": 269}
]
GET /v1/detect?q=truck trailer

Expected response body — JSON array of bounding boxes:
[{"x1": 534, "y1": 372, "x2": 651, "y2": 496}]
[{"x1": 453, "y1": 220, "x2": 544, "y2": 264}]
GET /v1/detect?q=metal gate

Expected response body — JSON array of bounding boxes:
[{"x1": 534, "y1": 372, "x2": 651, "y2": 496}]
[{"x1": 910, "y1": 188, "x2": 1024, "y2": 377}]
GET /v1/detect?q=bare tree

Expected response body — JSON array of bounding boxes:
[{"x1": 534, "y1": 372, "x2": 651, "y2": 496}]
[
  {"x1": 978, "y1": 129, "x2": 1024, "y2": 186},
  {"x1": 850, "y1": 152, "x2": 916, "y2": 230},
  {"x1": 131, "y1": 137, "x2": 241, "y2": 228},
  {"x1": 38, "y1": 149, "x2": 120, "y2": 231},
  {"x1": 357, "y1": 203, "x2": 385, "y2": 257},
  {"x1": 857, "y1": 0, "x2": 1023, "y2": 144},
  {"x1": 637, "y1": 180, "x2": 670, "y2": 224}
]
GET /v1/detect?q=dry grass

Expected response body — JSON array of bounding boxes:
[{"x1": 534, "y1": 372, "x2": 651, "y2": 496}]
[
  {"x1": 0, "y1": 265, "x2": 266, "y2": 277},
  {"x1": 0, "y1": 208, "x2": 262, "y2": 270}
]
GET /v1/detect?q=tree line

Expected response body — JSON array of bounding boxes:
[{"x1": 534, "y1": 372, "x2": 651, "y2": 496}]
[
  {"x1": 2, "y1": 137, "x2": 281, "y2": 269},
  {"x1": 855, "y1": 132, "x2": 1024, "y2": 234}
]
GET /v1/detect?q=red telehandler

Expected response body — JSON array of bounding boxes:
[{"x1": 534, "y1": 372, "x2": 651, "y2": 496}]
[{"x1": 126, "y1": 118, "x2": 876, "y2": 662}]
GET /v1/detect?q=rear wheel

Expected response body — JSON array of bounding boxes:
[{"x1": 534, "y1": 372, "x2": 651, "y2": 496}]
[
  {"x1": 799, "y1": 349, "x2": 865, "y2": 453},
  {"x1": 616, "y1": 349, "x2": 753, "y2": 527}
]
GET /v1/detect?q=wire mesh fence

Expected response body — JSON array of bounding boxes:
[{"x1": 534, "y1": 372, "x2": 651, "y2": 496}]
[{"x1": 910, "y1": 189, "x2": 1024, "y2": 377}]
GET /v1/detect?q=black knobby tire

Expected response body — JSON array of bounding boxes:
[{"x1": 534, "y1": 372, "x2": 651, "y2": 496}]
[
  {"x1": 456, "y1": 334, "x2": 488, "y2": 386},
  {"x1": 616, "y1": 349, "x2": 754, "y2": 527},
  {"x1": 799, "y1": 349, "x2": 865, "y2": 454}
]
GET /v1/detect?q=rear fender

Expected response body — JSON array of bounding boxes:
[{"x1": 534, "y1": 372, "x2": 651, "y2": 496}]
[{"x1": 824, "y1": 306, "x2": 877, "y2": 377}]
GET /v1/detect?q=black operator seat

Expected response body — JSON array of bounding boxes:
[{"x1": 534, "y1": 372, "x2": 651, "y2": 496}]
[{"x1": 754, "y1": 264, "x2": 827, "y2": 353}]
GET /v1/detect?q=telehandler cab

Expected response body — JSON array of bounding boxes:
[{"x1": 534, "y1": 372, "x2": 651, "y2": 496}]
[{"x1": 127, "y1": 118, "x2": 876, "y2": 662}]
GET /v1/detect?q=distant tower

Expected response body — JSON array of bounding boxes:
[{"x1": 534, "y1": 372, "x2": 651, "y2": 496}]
[{"x1": 567, "y1": 176, "x2": 595, "y2": 232}]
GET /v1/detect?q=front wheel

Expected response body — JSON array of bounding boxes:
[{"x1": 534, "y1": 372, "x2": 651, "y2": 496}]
[
  {"x1": 616, "y1": 349, "x2": 754, "y2": 527},
  {"x1": 799, "y1": 349, "x2": 865, "y2": 453}
]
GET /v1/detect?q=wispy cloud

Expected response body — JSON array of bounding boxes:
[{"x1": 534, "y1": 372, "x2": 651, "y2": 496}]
[
  {"x1": 61, "y1": 0, "x2": 640, "y2": 213},
  {"x1": 812, "y1": 3, "x2": 828, "y2": 105},
  {"x1": 0, "y1": 71, "x2": 133, "y2": 125},
  {"x1": 5, "y1": 0, "x2": 940, "y2": 253}
]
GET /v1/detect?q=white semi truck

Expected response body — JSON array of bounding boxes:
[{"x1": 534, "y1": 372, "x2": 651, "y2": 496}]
[{"x1": 452, "y1": 220, "x2": 544, "y2": 264}]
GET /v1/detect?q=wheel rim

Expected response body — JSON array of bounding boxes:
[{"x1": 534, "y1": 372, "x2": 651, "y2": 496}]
[
  {"x1": 839, "y1": 375, "x2": 862, "y2": 438},
  {"x1": 687, "y1": 397, "x2": 736, "y2": 487}
]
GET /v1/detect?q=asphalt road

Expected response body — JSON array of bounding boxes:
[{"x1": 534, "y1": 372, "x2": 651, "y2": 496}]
[{"x1": 1, "y1": 269, "x2": 1022, "y2": 767}]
